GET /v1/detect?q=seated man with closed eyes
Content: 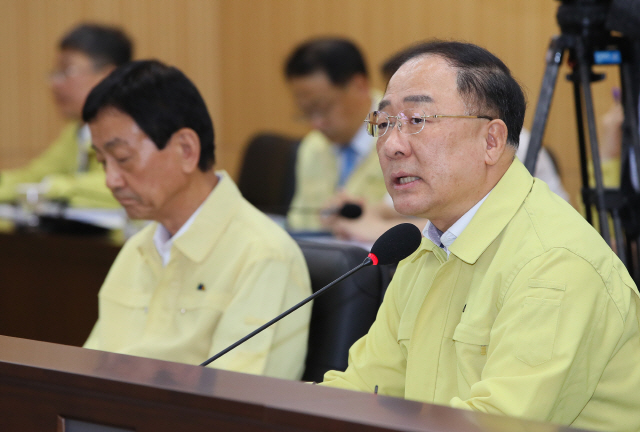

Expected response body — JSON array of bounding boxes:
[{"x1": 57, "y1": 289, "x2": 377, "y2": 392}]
[{"x1": 82, "y1": 60, "x2": 312, "y2": 379}]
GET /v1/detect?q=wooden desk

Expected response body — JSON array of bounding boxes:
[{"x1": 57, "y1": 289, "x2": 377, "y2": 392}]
[
  {"x1": 0, "y1": 232, "x2": 120, "y2": 346},
  {"x1": 0, "y1": 335, "x2": 588, "y2": 432}
]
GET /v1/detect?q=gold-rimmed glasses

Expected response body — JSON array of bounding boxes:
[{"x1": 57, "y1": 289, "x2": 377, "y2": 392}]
[{"x1": 364, "y1": 109, "x2": 493, "y2": 138}]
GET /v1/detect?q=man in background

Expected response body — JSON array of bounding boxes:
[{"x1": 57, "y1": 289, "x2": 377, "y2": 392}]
[
  {"x1": 284, "y1": 38, "x2": 387, "y2": 231},
  {"x1": 0, "y1": 23, "x2": 131, "y2": 208},
  {"x1": 83, "y1": 60, "x2": 312, "y2": 379},
  {"x1": 321, "y1": 40, "x2": 640, "y2": 431}
]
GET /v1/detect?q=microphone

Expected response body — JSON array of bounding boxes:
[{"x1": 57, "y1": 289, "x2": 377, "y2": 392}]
[
  {"x1": 199, "y1": 222, "x2": 422, "y2": 367},
  {"x1": 367, "y1": 222, "x2": 422, "y2": 265},
  {"x1": 330, "y1": 202, "x2": 363, "y2": 219},
  {"x1": 288, "y1": 202, "x2": 363, "y2": 219}
]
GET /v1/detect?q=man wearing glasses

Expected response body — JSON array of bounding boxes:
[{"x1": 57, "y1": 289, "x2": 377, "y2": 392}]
[
  {"x1": 0, "y1": 24, "x2": 131, "y2": 208},
  {"x1": 284, "y1": 38, "x2": 387, "y2": 231},
  {"x1": 321, "y1": 41, "x2": 640, "y2": 431}
]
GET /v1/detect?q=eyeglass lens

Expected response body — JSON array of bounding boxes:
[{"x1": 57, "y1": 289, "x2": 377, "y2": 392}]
[{"x1": 366, "y1": 109, "x2": 426, "y2": 137}]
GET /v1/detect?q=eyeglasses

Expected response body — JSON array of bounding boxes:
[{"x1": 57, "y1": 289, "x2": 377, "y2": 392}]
[
  {"x1": 296, "y1": 98, "x2": 340, "y2": 122},
  {"x1": 48, "y1": 64, "x2": 99, "y2": 81},
  {"x1": 364, "y1": 109, "x2": 493, "y2": 138}
]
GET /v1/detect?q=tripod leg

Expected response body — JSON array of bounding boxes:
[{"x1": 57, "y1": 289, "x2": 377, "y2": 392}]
[
  {"x1": 618, "y1": 40, "x2": 640, "y2": 279},
  {"x1": 612, "y1": 209, "x2": 628, "y2": 264},
  {"x1": 571, "y1": 76, "x2": 593, "y2": 224},
  {"x1": 634, "y1": 237, "x2": 640, "y2": 283},
  {"x1": 620, "y1": 52, "x2": 640, "y2": 193},
  {"x1": 525, "y1": 36, "x2": 565, "y2": 174},
  {"x1": 576, "y1": 39, "x2": 612, "y2": 244}
]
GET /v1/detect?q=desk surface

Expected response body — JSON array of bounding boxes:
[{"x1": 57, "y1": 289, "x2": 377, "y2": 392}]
[{"x1": 0, "y1": 335, "x2": 589, "y2": 432}]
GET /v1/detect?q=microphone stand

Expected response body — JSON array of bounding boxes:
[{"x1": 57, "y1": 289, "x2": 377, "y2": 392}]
[{"x1": 199, "y1": 257, "x2": 373, "y2": 367}]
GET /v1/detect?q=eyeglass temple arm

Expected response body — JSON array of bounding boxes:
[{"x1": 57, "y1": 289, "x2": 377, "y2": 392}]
[{"x1": 431, "y1": 114, "x2": 494, "y2": 120}]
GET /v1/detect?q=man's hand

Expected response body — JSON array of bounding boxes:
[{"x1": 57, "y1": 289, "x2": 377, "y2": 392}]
[
  {"x1": 332, "y1": 200, "x2": 425, "y2": 243},
  {"x1": 599, "y1": 88, "x2": 624, "y2": 162},
  {"x1": 319, "y1": 191, "x2": 365, "y2": 231}
]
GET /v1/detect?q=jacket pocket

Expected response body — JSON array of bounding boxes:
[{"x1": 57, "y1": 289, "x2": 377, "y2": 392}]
[
  {"x1": 516, "y1": 297, "x2": 561, "y2": 367},
  {"x1": 396, "y1": 317, "x2": 414, "y2": 356},
  {"x1": 452, "y1": 323, "x2": 491, "y2": 389},
  {"x1": 452, "y1": 322, "x2": 490, "y2": 346},
  {"x1": 100, "y1": 289, "x2": 149, "y2": 309},
  {"x1": 177, "y1": 289, "x2": 230, "y2": 312}
]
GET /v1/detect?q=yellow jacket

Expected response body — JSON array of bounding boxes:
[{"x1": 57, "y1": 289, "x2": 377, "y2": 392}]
[
  {"x1": 0, "y1": 122, "x2": 117, "y2": 208},
  {"x1": 85, "y1": 172, "x2": 312, "y2": 380},
  {"x1": 323, "y1": 160, "x2": 640, "y2": 432}
]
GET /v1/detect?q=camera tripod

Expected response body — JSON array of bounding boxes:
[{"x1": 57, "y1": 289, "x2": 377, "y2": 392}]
[{"x1": 523, "y1": 2, "x2": 640, "y2": 284}]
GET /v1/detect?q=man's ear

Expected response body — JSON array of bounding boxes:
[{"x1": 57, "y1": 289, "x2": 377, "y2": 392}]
[
  {"x1": 170, "y1": 128, "x2": 201, "y2": 173},
  {"x1": 484, "y1": 119, "x2": 509, "y2": 166},
  {"x1": 347, "y1": 73, "x2": 369, "y2": 94},
  {"x1": 97, "y1": 64, "x2": 116, "y2": 81}
]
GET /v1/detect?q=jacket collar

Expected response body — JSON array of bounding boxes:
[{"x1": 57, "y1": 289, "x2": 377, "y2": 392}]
[
  {"x1": 448, "y1": 159, "x2": 533, "y2": 264},
  {"x1": 138, "y1": 170, "x2": 241, "y2": 264}
]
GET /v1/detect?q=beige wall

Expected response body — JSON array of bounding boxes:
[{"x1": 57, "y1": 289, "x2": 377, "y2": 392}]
[{"x1": 0, "y1": 0, "x2": 622, "y2": 205}]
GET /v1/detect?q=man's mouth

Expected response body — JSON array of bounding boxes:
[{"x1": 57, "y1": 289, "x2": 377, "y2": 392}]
[
  {"x1": 114, "y1": 194, "x2": 140, "y2": 205},
  {"x1": 397, "y1": 176, "x2": 420, "y2": 185}
]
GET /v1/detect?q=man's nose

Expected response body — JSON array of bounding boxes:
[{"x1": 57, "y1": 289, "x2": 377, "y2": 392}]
[
  {"x1": 49, "y1": 76, "x2": 64, "y2": 91},
  {"x1": 380, "y1": 126, "x2": 411, "y2": 159},
  {"x1": 310, "y1": 116, "x2": 327, "y2": 130},
  {"x1": 105, "y1": 163, "x2": 125, "y2": 190}
]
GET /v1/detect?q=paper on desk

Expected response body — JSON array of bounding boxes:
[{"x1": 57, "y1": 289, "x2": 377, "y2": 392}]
[{"x1": 62, "y1": 208, "x2": 127, "y2": 230}]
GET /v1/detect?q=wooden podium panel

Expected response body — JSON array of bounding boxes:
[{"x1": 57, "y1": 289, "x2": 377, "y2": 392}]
[
  {"x1": 0, "y1": 232, "x2": 120, "y2": 346},
  {"x1": 0, "y1": 336, "x2": 590, "y2": 432}
]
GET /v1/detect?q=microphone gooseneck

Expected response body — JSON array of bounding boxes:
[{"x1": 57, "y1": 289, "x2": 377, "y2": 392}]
[
  {"x1": 200, "y1": 259, "x2": 370, "y2": 367},
  {"x1": 199, "y1": 222, "x2": 422, "y2": 368}
]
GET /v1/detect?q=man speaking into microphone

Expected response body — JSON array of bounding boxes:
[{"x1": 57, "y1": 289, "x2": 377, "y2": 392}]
[
  {"x1": 82, "y1": 60, "x2": 311, "y2": 380},
  {"x1": 320, "y1": 41, "x2": 640, "y2": 431}
]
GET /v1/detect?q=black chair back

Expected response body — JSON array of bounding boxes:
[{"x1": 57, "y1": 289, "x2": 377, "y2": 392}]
[
  {"x1": 297, "y1": 240, "x2": 392, "y2": 383},
  {"x1": 237, "y1": 133, "x2": 299, "y2": 215}
]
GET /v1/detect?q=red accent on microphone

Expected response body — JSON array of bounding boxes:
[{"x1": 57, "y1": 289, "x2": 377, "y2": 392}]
[{"x1": 367, "y1": 252, "x2": 379, "y2": 266}]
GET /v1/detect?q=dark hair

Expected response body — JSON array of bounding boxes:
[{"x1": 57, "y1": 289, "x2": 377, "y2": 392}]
[
  {"x1": 83, "y1": 60, "x2": 215, "y2": 171},
  {"x1": 385, "y1": 40, "x2": 526, "y2": 148},
  {"x1": 285, "y1": 37, "x2": 368, "y2": 86},
  {"x1": 381, "y1": 42, "x2": 432, "y2": 83},
  {"x1": 60, "y1": 23, "x2": 132, "y2": 68}
]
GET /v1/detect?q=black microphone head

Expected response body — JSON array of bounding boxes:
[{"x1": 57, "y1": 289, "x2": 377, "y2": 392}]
[
  {"x1": 369, "y1": 223, "x2": 422, "y2": 265},
  {"x1": 339, "y1": 203, "x2": 363, "y2": 219}
]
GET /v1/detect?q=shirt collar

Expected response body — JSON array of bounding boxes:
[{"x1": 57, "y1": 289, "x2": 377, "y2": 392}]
[
  {"x1": 348, "y1": 123, "x2": 373, "y2": 159},
  {"x1": 152, "y1": 193, "x2": 208, "y2": 266},
  {"x1": 141, "y1": 171, "x2": 241, "y2": 265},
  {"x1": 422, "y1": 192, "x2": 490, "y2": 258},
  {"x1": 332, "y1": 89, "x2": 381, "y2": 159},
  {"x1": 77, "y1": 124, "x2": 91, "y2": 149}
]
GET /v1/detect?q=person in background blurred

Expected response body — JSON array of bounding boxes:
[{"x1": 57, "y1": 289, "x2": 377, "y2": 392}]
[
  {"x1": 284, "y1": 38, "x2": 387, "y2": 231},
  {"x1": 0, "y1": 23, "x2": 132, "y2": 208},
  {"x1": 598, "y1": 87, "x2": 626, "y2": 187}
]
